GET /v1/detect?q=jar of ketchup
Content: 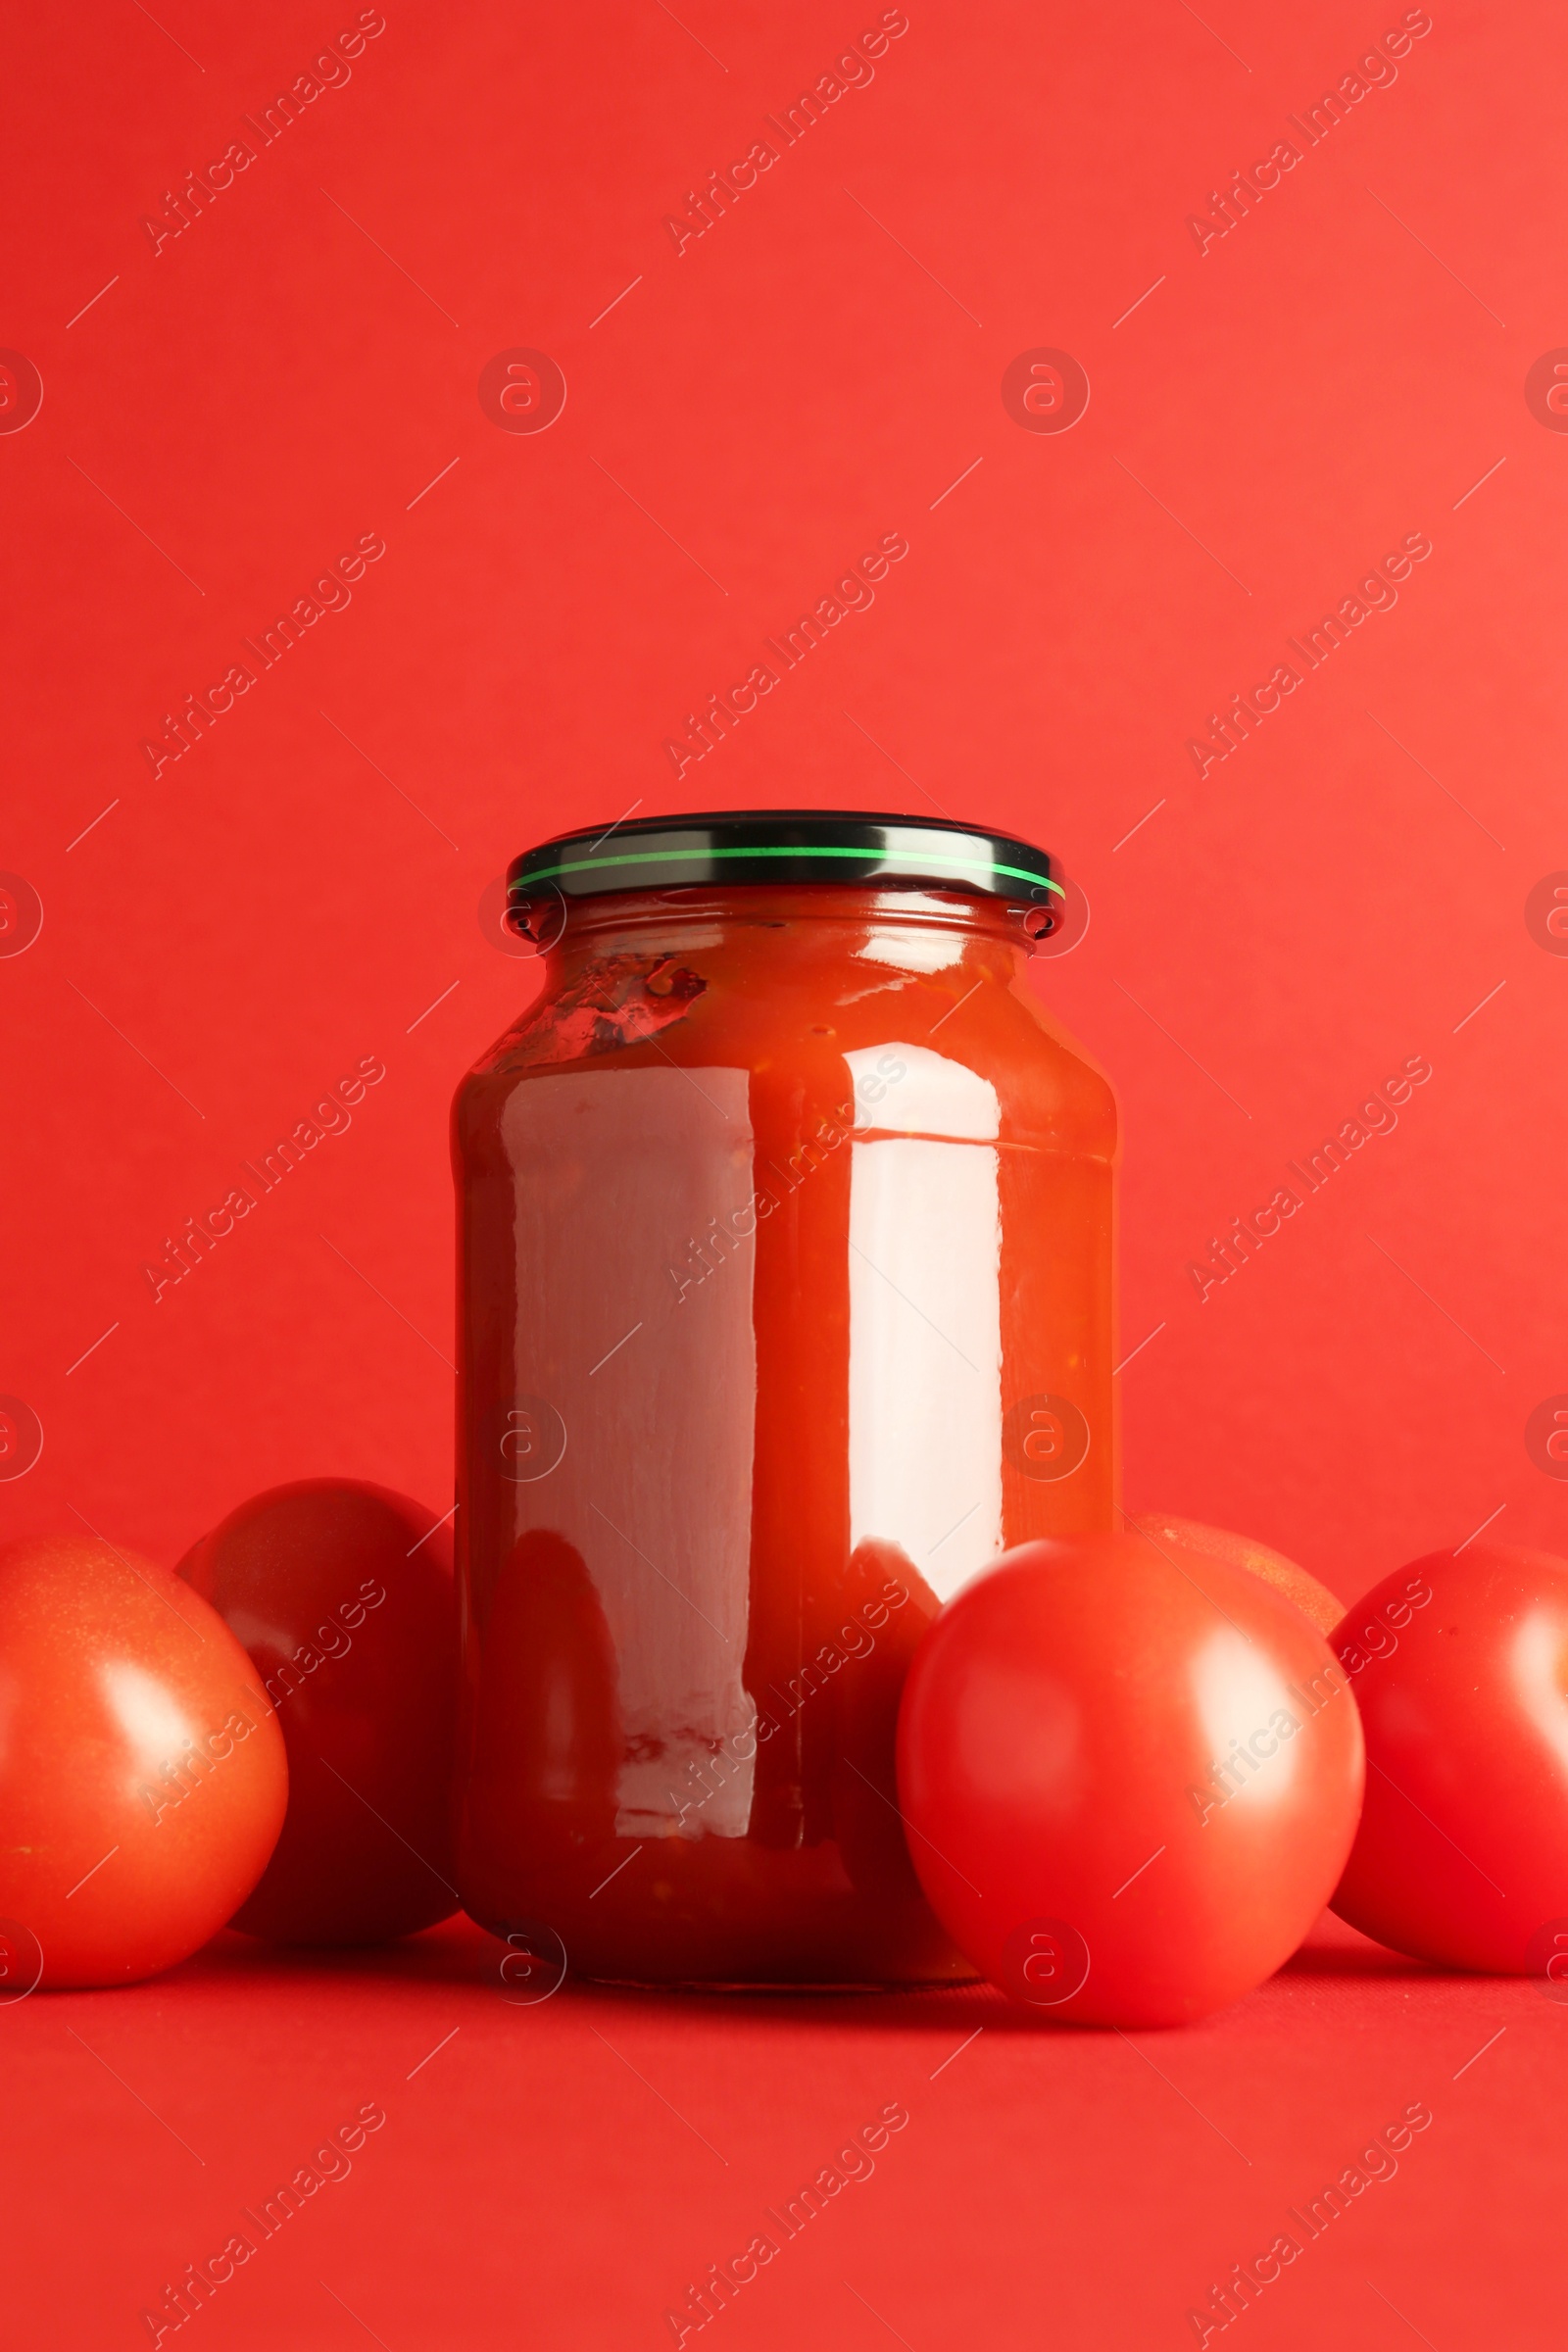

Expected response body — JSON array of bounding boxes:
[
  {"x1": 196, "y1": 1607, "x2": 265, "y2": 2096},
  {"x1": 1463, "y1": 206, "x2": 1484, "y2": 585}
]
[{"x1": 453, "y1": 812, "x2": 1117, "y2": 1984}]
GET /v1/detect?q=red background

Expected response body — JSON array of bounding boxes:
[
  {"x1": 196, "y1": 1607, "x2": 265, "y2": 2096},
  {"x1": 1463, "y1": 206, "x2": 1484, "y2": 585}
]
[{"x1": 3, "y1": 1, "x2": 1566, "y2": 2344}]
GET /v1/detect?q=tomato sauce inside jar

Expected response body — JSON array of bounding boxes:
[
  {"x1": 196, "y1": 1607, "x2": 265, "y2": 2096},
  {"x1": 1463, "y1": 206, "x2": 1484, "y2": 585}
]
[{"x1": 453, "y1": 812, "x2": 1117, "y2": 1984}]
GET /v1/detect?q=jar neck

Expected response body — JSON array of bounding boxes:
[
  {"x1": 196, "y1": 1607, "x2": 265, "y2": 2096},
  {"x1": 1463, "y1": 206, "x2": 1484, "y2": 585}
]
[{"x1": 520, "y1": 883, "x2": 1037, "y2": 981}]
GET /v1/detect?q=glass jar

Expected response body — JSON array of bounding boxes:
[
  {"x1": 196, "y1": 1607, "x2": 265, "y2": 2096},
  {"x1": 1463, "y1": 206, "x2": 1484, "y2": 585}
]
[{"x1": 452, "y1": 812, "x2": 1117, "y2": 1984}]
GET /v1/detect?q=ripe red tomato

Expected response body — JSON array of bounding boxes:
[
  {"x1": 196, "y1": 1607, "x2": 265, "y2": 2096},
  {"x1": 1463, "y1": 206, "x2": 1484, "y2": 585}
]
[
  {"x1": 897, "y1": 1533, "x2": 1365, "y2": 2026},
  {"x1": 1131, "y1": 1512, "x2": 1343, "y2": 1636},
  {"x1": 1330, "y1": 1543, "x2": 1568, "y2": 1972},
  {"x1": 0, "y1": 1535, "x2": 286, "y2": 1988},
  {"x1": 178, "y1": 1479, "x2": 458, "y2": 1943}
]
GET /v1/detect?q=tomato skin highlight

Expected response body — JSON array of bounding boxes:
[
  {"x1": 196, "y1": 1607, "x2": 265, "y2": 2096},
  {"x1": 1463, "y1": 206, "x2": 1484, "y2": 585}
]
[
  {"x1": 1130, "y1": 1512, "x2": 1343, "y2": 1636},
  {"x1": 177, "y1": 1479, "x2": 458, "y2": 1944},
  {"x1": 897, "y1": 1534, "x2": 1365, "y2": 2027},
  {"x1": 0, "y1": 1535, "x2": 287, "y2": 1988},
  {"x1": 1330, "y1": 1544, "x2": 1568, "y2": 1973}
]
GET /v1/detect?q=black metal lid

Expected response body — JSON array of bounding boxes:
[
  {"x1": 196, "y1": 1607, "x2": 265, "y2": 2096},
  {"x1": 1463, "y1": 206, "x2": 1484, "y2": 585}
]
[{"x1": 508, "y1": 809, "x2": 1060, "y2": 910}]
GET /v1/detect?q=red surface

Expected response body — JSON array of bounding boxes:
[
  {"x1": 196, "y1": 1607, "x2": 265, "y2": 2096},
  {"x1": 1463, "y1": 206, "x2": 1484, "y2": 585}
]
[
  {"x1": 2, "y1": 1911, "x2": 1554, "y2": 2349},
  {"x1": 4, "y1": 0, "x2": 1567, "y2": 2341}
]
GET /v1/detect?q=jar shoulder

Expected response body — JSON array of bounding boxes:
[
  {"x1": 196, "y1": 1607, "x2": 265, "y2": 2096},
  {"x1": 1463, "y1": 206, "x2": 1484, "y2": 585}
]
[{"x1": 455, "y1": 954, "x2": 1115, "y2": 1158}]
